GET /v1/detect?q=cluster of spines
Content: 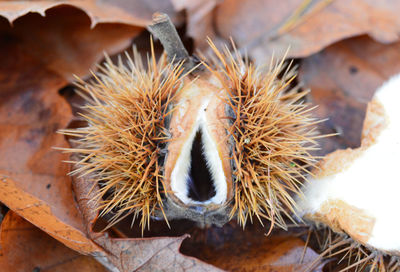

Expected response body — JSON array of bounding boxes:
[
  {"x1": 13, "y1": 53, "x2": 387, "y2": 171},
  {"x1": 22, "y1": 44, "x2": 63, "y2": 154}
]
[
  {"x1": 60, "y1": 46, "x2": 185, "y2": 231},
  {"x1": 306, "y1": 228, "x2": 400, "y2": 272},
  {"x1": 204, "y1": 40, "x2": 322, "y2": 230}
]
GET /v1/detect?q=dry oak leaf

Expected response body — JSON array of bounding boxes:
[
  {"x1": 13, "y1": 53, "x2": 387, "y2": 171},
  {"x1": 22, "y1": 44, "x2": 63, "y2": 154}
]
[
  {"x1": 0, "y1": 0, "x2": 177, "y2": 27},
  {"x1": 0, "y1": 211, "x2": 108, "y2": 272},
  {"x1": 299, "y1": 35, "x2": 400, "y2": 155},
  {"x1": 183, "y1": 0, "x2": 400, "y2": 63},
  {"x1": 182, "y1": 228, "x2": 323, "y2": 272},
  {"x1": 0, "y1": 5, "x2": 139, "y2": 254},
  {"x1": 72, "y1": 173, "x2": 222, "y2": 272}
]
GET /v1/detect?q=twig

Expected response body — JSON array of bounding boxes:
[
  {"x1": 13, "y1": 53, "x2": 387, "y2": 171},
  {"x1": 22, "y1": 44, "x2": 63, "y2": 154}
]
[{"x1": 147, "y1": 12, "x2": 198, "y2": 72}]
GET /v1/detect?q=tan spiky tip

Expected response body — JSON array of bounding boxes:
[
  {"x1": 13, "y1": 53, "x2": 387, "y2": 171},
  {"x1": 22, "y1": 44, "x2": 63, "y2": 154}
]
[
  {"x1": 59, "y1": 45, "x2": 186, "y2": 232},
  {"x1": 203, "y1": 40, "x2": 322, "y2": 230},
  {"x1": 308, "y1": 229, "x2": 400, "y2": 272}
]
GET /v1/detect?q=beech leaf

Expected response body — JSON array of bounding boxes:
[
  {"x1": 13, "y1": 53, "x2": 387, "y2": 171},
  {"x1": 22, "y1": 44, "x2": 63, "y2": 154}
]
[{"x1": 0, "y1": 211, "x2": 108, "y2": 271}]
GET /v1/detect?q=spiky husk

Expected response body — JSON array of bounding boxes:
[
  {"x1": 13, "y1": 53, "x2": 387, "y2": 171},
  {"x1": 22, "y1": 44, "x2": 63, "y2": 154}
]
[
  {"x1": 60, "y1": 48, "x2": 185, "y2": 231},
  {"x1": 204, "y1": 40, "x2": 321, "y2": 230},
  {"x1": 60, "y1": 39, "x2": 323, "y2": 232},
  {"x1": 308, "y1": 228, "x2": 400, "y2": 272}
]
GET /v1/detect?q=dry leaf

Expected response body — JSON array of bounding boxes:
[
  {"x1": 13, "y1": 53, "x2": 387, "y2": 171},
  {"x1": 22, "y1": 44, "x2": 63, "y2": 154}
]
[
  {"x1": 181, "y1": 0, "x2": 400, "y2": 62},
  {"x1": 299, "y1": 35, "x2": 400, "y2": 154},
  {"x1": 0, "y1": 6, "x2": 140, "y2": 80},
  {"x1": 0, "y1": 176, "x2": 99, "y2": 254},
  {"x1": 0, "y1": 5, "x2": 139, "y2": 253},
  {"x1": 171, "y1": 0, "x2": 221, "y2": 50},
  {"x1": 0, "y1": 0, "x2": 177, "y2": 27},
  {"x1": 0, "y1": 211, "x2": 108, "y2": 272},
  {"x1": 180, "y1": 223, "x2": 322, "y2": 272},
  {"x1": 71, "y1": 172, "x2": 222, "y2": 272},
  {"x1": 209, "y1": 236, "x2": 321, "y2": 271}
]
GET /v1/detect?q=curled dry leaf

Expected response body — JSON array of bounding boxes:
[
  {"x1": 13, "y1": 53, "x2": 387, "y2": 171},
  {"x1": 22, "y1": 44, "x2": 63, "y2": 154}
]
[
  {"x1": 0, "y1": 5, "x2": 138, "y2": 254},
  {"x1": 180, "y1": 0, "x2": 400, "y2": 62},
  {"x1": 0, "y1": 176, "x2": 99, "y2": 254},
  {"x1": 211, "y1": 236, "x2": 322, "y2": 272},
  {"x1": 0, "y1": 51, "x2": 94, "y2": 253},
  {"x1": 171, "y1": 0, "x2": 222, "y2": 50},
  {"x1": 72, "y1": 173, "x2": 222, "y2": 271},
  {"x1": 0, "y1": 0, "x2": 177, "y2": 27},
  {"x1": 0, "y1": 211, "x2": 108, "y2": 272},
  {"x1": 0, "y1": 6, "x2": 140, "y2": 80},
  {"x1": 179, "y1": 222, "x2": 323, "y2": 272},
  {"x1": 299, "y1": 36, "x2": 400, "y2": 154}
]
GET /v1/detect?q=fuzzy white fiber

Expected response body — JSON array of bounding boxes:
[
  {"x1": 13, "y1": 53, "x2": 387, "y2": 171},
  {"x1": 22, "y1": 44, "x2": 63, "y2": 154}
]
[{"x1": 298, "y1": 74, "x2": 400, "y2": 252}]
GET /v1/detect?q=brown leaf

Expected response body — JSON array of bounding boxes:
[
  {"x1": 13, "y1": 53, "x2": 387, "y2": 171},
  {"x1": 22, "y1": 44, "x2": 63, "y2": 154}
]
[
  {"x1": 183, "y1": 0, "x2": 400, "y2": 62},
  {"x1": 0, "y1": 211, "x2": 108, "y2": 272},
  {"x1": 171, "y1": 0, "x2": 221, "y2": 50},
  {"x1": 72, "y1": 172, "x2": 222, "y2": 271},
  {"x1": 0, "y1": 176, "x2": 99, "y2": 254},
  {"x1": 0, "y1": 0, "x2": 177, "y2": 27},
  {"x1": 179, "y1": 221, "x2": 321, "y2": 272},
  {"x1": 299, "y1": 35, "x2": 400, "y2": 154},
  {"x1": 0, "y1": 5, "x2": 139, "y2": 253},
  {"x1": 209, "y1": 236, "x2": 320, "y2": 272},
  {"x1": 0, "y1": 6, "x2": 140, "y2": 80}
]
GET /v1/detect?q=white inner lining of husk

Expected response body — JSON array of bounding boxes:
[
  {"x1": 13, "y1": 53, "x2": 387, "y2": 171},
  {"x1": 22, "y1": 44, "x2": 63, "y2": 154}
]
[{"x1": 170, "y1": 98, "x2": 228, "y2": 206}]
